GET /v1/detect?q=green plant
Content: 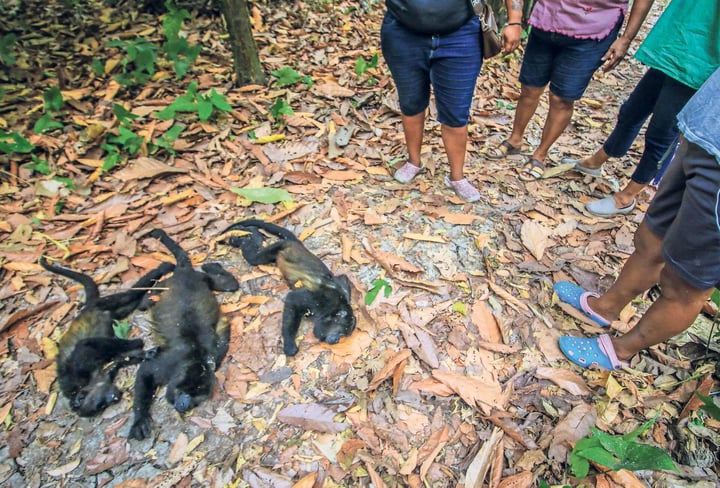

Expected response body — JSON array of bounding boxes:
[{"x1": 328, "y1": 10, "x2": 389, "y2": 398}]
[
  {"x1": 697, "y1": 391, "x2": 720, "y2": 420},
  {"x1": 26, "y1": 155, "x2": 51, "y2": 175},
  {"x1": 0, "y1": 131, "x2": 34, "y2": 154},
  {"x1": 569, "y1": 417, "x2": 678, "y2": 479},
  {"x1": 113, "y1": 319, "x2": 131, "y2": 339},
  {"x1": 269, "y1": 98, "x2": 294, "y2": 126},
  {"x1": 155, "y1": 81, "x2": 232, "y2": 122},
  {"x1": 162, "y1": 1, "x2": 200, "y2": 78},
  {"x1": 151, "y1": 124, "x2": 184, "y2": 155},
  {"x1": 0, "y1": 34, "x2": 17, "y2": 66},
  {"x1": 355, "y1": 53, "x2": 379, "y2": 85},
  {"x1": 272, "y1": 66, "x2": 302, "y2": 87},
  {"x1": 365, "y1": 279, "x2": 391, "y2": 306},
  {"x1": 229, "y1": 187, "x2": 293, "y2": 204},
  {"x1": 43, "y1": 86, "x2": 64, "y2": 112},
  {"x1": 33, "y1": 113, "x2": 64, "y2": 135},
  {"x1": 108, "y1": 38, "x2": 159, "y2": 86}
]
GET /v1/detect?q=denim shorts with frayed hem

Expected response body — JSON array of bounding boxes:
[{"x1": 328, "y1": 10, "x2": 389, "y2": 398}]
[
  {"x1": 380, "y1": 13, "x2": 482, "y2": 128},
  {"x1": 519, "y1": 18, "x2": 622, "y2": 101},
  {"x1": 645, "y1": 139, "x2": 720, "y2": 290}
]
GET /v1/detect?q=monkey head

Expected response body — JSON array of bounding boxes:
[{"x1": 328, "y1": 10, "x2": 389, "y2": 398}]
[
  {"x1": 165, "y1": 357, "x2": 215, "y2": 414},
  {"x1": 311, "y1": 274, "x2": 356, "y2": 346}
]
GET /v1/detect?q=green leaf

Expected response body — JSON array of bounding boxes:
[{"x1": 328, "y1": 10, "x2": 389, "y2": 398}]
[
  {"x1": 697, "y1": 391, "x2": 720, "y2": 420},
  {"x1": 229, "y1": 187, "x2": 293, "y2": 204},
  {"x1": 26, "y1": 155, "x2": 51, "y2": 175},
  {"x1": 162, "y1": 1, "x2": 190, "y2": 41},
  {"x1": 711, "y1": 289, "x2": 720, "y2": 308},
  {"x1": 91, "y1": 58, "x2": 105, "y2": 76},
  {"x1": 113, "y1": 320, "x2": 131, "y2": 339},
  {"x1": 52, "y1": 176, "x2": 76, "y2": 190},
  {"x1": 355, "y1": 57, "x2": 368, "y2": 77},
  {"x1": 43, "y1": 86, "x2": 64, "y2": 112},
  {"x1": 569, "y1": 451, "x2": 590, "y2": 479},
  {"x1": 365, "y1": 279, "x2": 391, "y2": 306},
  {"x1": 113, "y1": 103, "x2": 138, "y2": 125},
  {"x1": 616, "y1": 442, "x2": 678, "y2": 472},
  {"x1": 272, "y1": 66, "x2": 302, "y2": 87},
  {"x1": 0, "y1": 34, "x2": 17, "y2": 66},
  {"x1": 452, "y1": 301, "x2": 467, "y2": 316},
  {"x1": 33, "y1": 113, "x2": 64, "y2": 134},
  {"x1": 197, "y1": 98, "x2": 213, "y2": 122},
  {"x1": 0, "y1": 131, "x2": 34, "y2": 154},
  {"x1": 210, "y1": 89, "x2": 232, "y2": 112},
  {"x1": 269, "y1": 98, "x2": 294, "y2": 120},
  {"x1": 593, "y1": 427, "x2": 628, "y2": 459},
  {"x1": 621, "y1": 415, "x2": 657, "y2": 442}
]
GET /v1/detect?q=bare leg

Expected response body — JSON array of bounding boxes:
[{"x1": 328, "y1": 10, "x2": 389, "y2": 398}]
[
  {"x1": 578, "y1": 147, "x2": 610, "y2": 170},
  {"x1": 506, "y1": 84, "x2": 546, "y2": 149},
  {"x1": 531, "y1": 92, "x2": 574, "y2": 163},
  {"x1": 612, "y1": 180, "x2": 646, "y2": 208},
  {"x1": 402, "y1": 112, "x2": 425, "y2": 168},
  {"x1": 442, "y1": 124, "x2": 469, "y2": 181},
  {"x1": 587, "y1": 221, "x2": 665, "y2": 320},
  {"x1": 613, "y1": 264, "x2": 713, "y2": 360}
]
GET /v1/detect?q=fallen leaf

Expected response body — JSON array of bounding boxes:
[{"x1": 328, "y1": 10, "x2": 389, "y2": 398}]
[
  {"x1": 277, "y1": 403, "x2": 348, "y2": 433},
  {"x1": 368, "y1": 349, "x2": 412, "y2": 391},
  {"x1": 520, "y1": 220, "x2": 550, "y2": 261},
  {"x1": 535, "y1": 367, "x2": 592, "y2": 396}
]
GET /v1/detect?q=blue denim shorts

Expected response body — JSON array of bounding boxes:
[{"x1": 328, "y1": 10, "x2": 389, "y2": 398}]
[
  {"x1": 381, "y1": 13, "x2": 482, "y2": 127},
  {"x1": 645, "y1": 139, "x2": 720, "y2": 289},
  {"x1": 519, "y1": 19, "x2": 621, "y2": 101}
]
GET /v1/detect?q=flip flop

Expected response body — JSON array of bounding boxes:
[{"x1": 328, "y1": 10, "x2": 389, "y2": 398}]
[
  {"x1": 553, "y1": 281, "x2": 610, "y2": 327},
  {"x1": 560, "y1": 157, "x2": 603, "y2": 177},
  {"x1": 487, "y1": 139, "x2": 521, "y2": 159},
  {"x1": 517, "y1": 158, "x2": 545, "y2": 181},
  {"x1": 394, "y1": 161, "x2": 424, "y2": 183},
  {"x1": 586, "y1": 196, "x2": 636, "y2": 217},
  {"x1": 558, "y1": 334, "x2": 627, "y2": 370}
]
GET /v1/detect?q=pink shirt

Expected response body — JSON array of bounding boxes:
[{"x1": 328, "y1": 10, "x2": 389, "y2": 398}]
[{"x1": 529, "y1": 0, "x2": 628, "y2": 40}]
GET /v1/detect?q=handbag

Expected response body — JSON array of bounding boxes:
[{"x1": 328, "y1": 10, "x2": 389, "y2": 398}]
[
  {"x1": 480, "y1": 4, "x2": 502, "y2": 59},
  {"x1": 470, "y1": 0, "x2": 502, "y2": 59}
]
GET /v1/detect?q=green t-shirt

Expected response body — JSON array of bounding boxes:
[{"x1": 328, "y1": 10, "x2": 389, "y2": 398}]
[{"x1": 635, "y1": 0, "x2": 720, "y2": 89}]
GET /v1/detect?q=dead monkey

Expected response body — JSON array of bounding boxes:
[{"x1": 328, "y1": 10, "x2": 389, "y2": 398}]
[
  {"x1": 221, "y1": 219, "x2": 356, "y2": 356},
  {"x1": 128, "y1": 229, "x2": 239, "y2": 441},
  {"x1": 40, "y1": 257, "x2": 174, "y2": 417}
]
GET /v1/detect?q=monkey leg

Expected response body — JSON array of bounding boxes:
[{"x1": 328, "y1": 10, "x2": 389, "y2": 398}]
[{"x1": 129, "y1": 354, "x2": 172, "y2": 440}]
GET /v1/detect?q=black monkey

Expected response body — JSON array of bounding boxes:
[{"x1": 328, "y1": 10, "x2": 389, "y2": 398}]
[
  {"x1": 40, "y1": 257, "x2": 174, "y2": 417},
  {"x1": 128, "y1": 229, "x2": 239, "y2": 441},
  {"x1": 221, "y1": 219, "x2": 356, "y2": 356}
]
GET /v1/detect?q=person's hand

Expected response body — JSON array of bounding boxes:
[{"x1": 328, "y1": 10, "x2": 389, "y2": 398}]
[
  {"x1": 601, "y1": 37, "x2": 631, "y2": 72},
  {"x1": 501, "y1": 24, "x2": 522, "y2": 54}
]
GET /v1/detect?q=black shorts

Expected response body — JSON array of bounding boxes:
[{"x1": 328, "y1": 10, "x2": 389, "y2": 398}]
[{"x1": 645, "y1": 138, "x2": 720, "y2": 289}]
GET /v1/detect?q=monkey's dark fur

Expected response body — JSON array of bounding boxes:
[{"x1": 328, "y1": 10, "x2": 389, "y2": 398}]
[
  {"x1": 40, "y1": 257, "x2": 174, "y2": 417},
  {"x1": 129, "y1": 229, "x2": 239, "y2": 441},
  {"x1": 221, "y1": 219, "x2": 356, "y2": 356}
]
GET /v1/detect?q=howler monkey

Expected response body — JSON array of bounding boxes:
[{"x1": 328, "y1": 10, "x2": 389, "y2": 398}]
[
  {"x1": 40, "y1": 257, "x2": 174, "y2": 417},
  {"x1": 221, "y1": 219, "x2": 356, "y2": 356},
  {"x1": 128, "y1": 229, "x2": 239, "y2": 441}
]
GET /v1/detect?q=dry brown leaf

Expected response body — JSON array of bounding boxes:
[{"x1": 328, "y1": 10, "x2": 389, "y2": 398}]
[
  {"x1": 363, "y1": 239, "x2": 423, "y2": 274},
  {"x1": 408, "y1": 378, "x2": 455, "y2": 397},
  {"x1": 432, "y1": 370, "x2": 505, "y2": 415},
  {"x1": 368, "y1": 349, "x2": 412, "y2": 391},
  {"x1": 322, "y1": 169, "x2": 364, "y2": 181},
  {"x1": 277, "y1": 403, "x2": 347, "y2": 433},
  {"x1": 547, "y1": 403, "x2": 596, "y2": 462},
  {"x1": 167, "y1": 432, "x2": 189, "y2": 465},
  {"x1": 520, "y1": 220, "x2": 550, "y2": 261},
  {"x1": 312, "y1": 83, "x2": 356, "y2": 98},
  {"x1": 33, "y1": 365, "x2": 56, "y2": 395},
  {"x1": 419, "y1": 425, "x2": 449, "y2": 480},
  {"x1": 497, "y1": 470, "x2": 533, "y2": 488},
  {"x1": 113, "y1": 157, "x2": 189, "y2": 181},
  {"x1": 606, "y1": 469, "x2": 647, "y2": 487},
  {"x1": 291, "y1": 472, "x2": 317, "y2": 488},
  {"x1": 470, "y1": 301, "x2": 502, "y2": 343},
  {"x1": 465, "y1": 427, "x2": 503, "y2": 488},
  {"x1": 403, "y1": 232, "x2": 447, "y2": 243},
  {"x1": 535, "y1": 367, "x2": 592, "y2": 396}
]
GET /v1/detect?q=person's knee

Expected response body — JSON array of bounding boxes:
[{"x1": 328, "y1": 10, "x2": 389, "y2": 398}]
[
  {"x1": 548, "y1": 92, "x2": 574, "y2": 110},
  {"x1": 520, "y1": 84, "x2": 545, "y2": 102},
  {"x1": 632, "y1": 223, "x2": 664, "y2": 264},
  {"x1": 658, "y1": 265, "x2": 712, "y2": 304}
]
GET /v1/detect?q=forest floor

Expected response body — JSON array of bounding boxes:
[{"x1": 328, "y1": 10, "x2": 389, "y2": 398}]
[{"x1": 1, "y1": 1, "x2": 719, "y2": 487}]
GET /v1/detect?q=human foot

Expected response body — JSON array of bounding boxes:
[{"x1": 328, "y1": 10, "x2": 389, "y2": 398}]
[
  {"x1": 558, "y1": 334, "x2": 627, "y2": 370},
  {"x1": 586, "y1": 195, "x2": 636, "y2": 216},
  {"x1": 394, "y1": 161, "x2": 424, "y2": 183},
  {"x1": 444, "y1": 176, "x2": 481, "y2": 203},
  {"x1": 553, "y1": 281, "x2": 611, "y2": 326}
]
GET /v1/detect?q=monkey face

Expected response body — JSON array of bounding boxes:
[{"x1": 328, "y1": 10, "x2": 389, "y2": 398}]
[
  {"x1": 71, "y1": 380, "x2": 122, "y2": 417},
  {"x1": 166, "y1": 360, "x2": 214, "y2": 414},
  {"x1": 313, "y1": 304, "x2": 356, "y2": 345}
]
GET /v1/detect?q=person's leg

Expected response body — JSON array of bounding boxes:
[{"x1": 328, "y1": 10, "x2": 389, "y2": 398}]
[
  {"x1": 380, "y1": 12, "x2": 431, "y2": 177},
  {"x1": 578, "y1": 68, "x2": 665, "y2": 171},
  {"x1": 506, "y1": 84, "x2": 546, "y2": 149},
  {"x1": 612, "y1": 265, "x2": 713, "y2": 360},
  {"x1": 585, "y1": 220, "x2": 665, "y2": 320},
  {"x1": 610, "y1": 78, "x2": 698, "y2": 207},
  {"x1": 531, "y1": 93, "x2": 574, "y2": 163},
  {"x1": 402, "y1": 112, "x2": 426, "y2": 168},
  {"x1": 441, "y1": 125, "x2": 468, "y2": 181}
]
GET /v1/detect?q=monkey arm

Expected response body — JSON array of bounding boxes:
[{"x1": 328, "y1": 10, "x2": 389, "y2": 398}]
[
  {"x1": 201, "y1": 262, "x2": 240, "y2": 292},
  {"x1": 129, "y1": 353, "x2": 173, "y2": 440},
  {"x1": 281, "y1": 289, "x2": 315, "y2": 356},
  {"x1": 213, "y1": 316, "x2": 231, "y2": 368}
]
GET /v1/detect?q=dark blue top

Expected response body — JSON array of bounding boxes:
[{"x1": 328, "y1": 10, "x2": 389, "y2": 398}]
[{"x1": 385, "y1": 0, "x2": 474, "y2": 35}]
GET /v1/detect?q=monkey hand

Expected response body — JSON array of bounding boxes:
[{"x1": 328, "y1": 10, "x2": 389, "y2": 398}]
[
  {"x1": 283, "y1": 342, "x2": 299, "y2": 357},
  {"x1": 129, "y1": 417, "x2": 153, "y2": 441}
]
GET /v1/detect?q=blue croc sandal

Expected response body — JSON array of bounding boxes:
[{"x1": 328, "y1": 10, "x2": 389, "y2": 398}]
[
  {"x1": 553, "y1": 281, "x2": 610, "y2": 327},
  {"x1": 559, "y1": 334, "x2": 626, "y2": 370}
]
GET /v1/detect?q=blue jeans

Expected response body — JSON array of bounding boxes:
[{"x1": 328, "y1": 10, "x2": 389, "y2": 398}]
[
  {"x1": 603, "y1": 68, "x2": 697, "y2": 185},
  {"x1": 380, "y1": 13, "x2": 482, "y2": 127},
  {"x1": 519, "y1": 18, "x2": 622, "y2": 101}
]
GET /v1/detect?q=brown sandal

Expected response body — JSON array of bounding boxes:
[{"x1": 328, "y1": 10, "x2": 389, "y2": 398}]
[
  {"x1": 517, "y1": 158, "x2": 546, "y2": 181},
  {"x1": 487, "y1": 139, "x2": 522, "y2": 159}
]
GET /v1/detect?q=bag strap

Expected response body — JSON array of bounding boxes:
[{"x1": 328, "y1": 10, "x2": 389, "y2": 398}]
[{"x1": 469, "y1": 0, "x2": 486, "y2": 16}]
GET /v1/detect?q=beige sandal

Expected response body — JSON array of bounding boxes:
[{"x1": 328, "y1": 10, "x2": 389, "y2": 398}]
[
  {"x1": 487, "y1": 139, "x2": 521, "y2": 159},
  {"x1": 517, "y1": 158, "x2": 545, "y2": 181}
]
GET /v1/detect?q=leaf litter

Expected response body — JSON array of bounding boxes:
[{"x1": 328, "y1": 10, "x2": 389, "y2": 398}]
[{"x1": 0, "y1": 1, "x2": 718, "y2": 487}]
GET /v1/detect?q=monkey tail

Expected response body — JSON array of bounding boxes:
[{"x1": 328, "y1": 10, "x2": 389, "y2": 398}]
[
  {"x1": 222, "y1": 219, "x2": 300, "y2": 242},
  {"x1": 149, "y1": 229, "x2": 193, "y2": 268},
  {"x1": 40, "y1": 257, "x2": 101, "y2": 303}
]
